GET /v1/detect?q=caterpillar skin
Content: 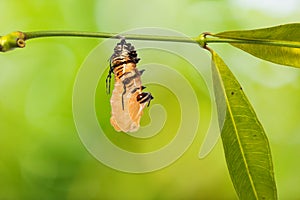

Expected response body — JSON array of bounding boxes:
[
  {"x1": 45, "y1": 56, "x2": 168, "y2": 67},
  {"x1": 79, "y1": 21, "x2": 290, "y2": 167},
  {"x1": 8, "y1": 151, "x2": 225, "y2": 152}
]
[{"x1": 107, "y1": 39, "x2": 153, "y2": 132}]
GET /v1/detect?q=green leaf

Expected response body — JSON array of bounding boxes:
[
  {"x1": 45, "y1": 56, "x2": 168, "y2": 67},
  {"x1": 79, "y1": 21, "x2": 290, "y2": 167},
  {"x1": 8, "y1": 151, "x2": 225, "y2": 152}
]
[
  {"x1": 210, "y1": 50, "x2": 277, "y2": 199},
  {"x1": 213, "y1": 23, "x2": 300, "y2": 67}
]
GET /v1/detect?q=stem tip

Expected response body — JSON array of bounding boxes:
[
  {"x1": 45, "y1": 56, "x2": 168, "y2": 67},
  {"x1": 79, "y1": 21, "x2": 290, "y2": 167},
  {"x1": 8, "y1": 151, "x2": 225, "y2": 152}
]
[{"x1": 0, "y1": 31, "x2": 26, "y2": 52}]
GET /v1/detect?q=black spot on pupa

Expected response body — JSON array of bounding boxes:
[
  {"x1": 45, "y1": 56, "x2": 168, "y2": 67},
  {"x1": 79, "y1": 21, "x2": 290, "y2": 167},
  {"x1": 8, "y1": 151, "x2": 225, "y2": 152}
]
[{"x1": 231, "y1": 91, "x2": 235, "y2": 95}]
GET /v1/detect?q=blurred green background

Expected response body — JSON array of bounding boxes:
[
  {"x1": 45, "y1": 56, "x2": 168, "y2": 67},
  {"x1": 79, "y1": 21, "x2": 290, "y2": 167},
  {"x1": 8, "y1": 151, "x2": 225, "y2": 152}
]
[{"x1": 1, "y1": 0, "x2": 300, "y2": 199}]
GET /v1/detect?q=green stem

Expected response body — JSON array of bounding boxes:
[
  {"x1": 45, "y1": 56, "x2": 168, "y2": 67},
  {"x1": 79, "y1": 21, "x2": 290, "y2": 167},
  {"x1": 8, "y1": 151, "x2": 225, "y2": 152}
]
[
  {"x1": 1, "y1": 30, "x2": 300, "y2": 53},
  {"x1": 25, "y1": 31, "x2": 198, "y2": 44},
  {"x1": 25, "y1": 30, "x2": 300, "y2": 48}
]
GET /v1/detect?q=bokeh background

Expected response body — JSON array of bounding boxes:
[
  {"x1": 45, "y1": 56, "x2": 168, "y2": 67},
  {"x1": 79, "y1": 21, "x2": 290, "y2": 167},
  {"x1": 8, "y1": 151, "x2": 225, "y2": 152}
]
[{"x1": 1, "y1": 0, "x2": 300, "y2": 199}]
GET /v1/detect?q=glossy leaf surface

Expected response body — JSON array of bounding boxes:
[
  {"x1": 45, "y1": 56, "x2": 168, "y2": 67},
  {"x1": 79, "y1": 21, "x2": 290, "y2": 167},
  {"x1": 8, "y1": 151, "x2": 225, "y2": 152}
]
[
  {"x1": 214, "y1": 23, "x2": 300, "y2": 67},
  {"x1": 211, "y1": 50, "x2": 277, "y2": 199}
]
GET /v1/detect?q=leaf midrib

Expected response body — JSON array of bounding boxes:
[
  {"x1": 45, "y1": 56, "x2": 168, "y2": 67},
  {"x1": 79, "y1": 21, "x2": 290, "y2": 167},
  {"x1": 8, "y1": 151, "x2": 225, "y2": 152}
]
[{"x1": 214, "y1": 35, "x2": 300, "y2": 43}]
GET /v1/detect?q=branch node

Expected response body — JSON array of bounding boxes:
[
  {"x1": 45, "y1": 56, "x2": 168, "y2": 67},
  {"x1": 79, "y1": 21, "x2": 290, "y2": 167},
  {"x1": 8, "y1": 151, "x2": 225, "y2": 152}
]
[{"x1": 196, "y1": 32, "x2": 212, "y2": 49}]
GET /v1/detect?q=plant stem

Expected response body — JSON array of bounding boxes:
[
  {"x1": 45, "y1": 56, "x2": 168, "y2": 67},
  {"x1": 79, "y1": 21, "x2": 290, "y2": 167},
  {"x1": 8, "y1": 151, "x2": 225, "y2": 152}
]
[
  {"x1": 1, "y1": 30, "x2": 300, "y2": 52},
  {"x1": 25, "y1": 31, "x2": 198, "y2": 44},
  {"x1": 24, "y1": 31, "x2": 300, "y2": 49}
]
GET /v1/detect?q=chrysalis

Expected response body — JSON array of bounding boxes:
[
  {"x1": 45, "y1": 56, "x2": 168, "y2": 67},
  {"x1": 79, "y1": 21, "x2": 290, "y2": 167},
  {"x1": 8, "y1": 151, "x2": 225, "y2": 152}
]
[{"x1": 106, "y1": 39, "x2": 153, "y2": 132}]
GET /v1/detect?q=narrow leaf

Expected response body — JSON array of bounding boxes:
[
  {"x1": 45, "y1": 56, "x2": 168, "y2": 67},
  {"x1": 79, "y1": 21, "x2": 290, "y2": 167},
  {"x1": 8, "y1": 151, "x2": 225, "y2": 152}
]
[
  {"x1": 210, "y1": 50, "x2": 277, "y2": 199},
  {"x1": 213, "y1": 23, "x2": 300, "y2": 67}
]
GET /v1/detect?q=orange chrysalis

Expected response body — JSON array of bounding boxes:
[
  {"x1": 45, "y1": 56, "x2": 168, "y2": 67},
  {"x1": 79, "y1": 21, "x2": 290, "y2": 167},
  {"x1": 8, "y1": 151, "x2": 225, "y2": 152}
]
[{"x1": 106, "y1": 39, "x2": 153, "y2": 132}]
